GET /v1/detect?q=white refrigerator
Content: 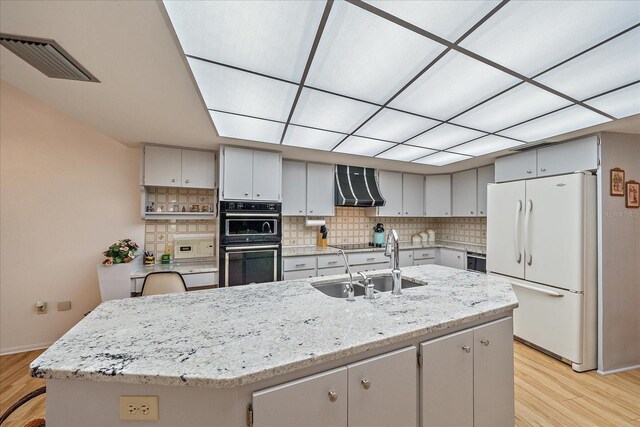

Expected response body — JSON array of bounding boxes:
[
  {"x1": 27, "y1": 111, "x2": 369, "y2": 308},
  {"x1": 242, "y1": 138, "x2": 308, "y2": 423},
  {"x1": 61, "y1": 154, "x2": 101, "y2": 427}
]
[{"x1": 487, "y1": 172, "x2": 597, "y2": 372}]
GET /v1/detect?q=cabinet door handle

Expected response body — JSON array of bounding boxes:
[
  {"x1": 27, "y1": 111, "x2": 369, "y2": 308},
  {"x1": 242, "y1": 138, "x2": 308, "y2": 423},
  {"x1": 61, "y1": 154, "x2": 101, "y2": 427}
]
[
  {"x1": 526, "y1": 170, "x2": 532, "y2": 174},
  {"x1": 299, "y1": 210, "x2": 303, "y2": 213},
  {"x1": 185, "y1": 179, "x2": 190, "y2": 184},
  {"x1": 310, "y1": 210, "x2": 313, "y2": 213},
  {"x1": 256, "y1": 193, "x2": 261, "y2": 197},
  {"x1": 328, "y1": 391, "x2": 338, "y2": 402},
  {"x1": 480, "y1": 211, "x2": 484, "y2": 214},
  {"x1": 405, "y1": 212, "x2": 408, "y2": 215},
  {"x1": 171, "y1": 178, "x2": 176, "y2": 183},
  {"x1": 540, "y1": 168, "x2": 546, "y2": 172},
  {"x1": 481, "y1": 339, "x2": 490, "y2": 347},
  {"x1": 244, "y1": 192, "x2": 249, "y2": 196},
  {"x1": 398, "y1": 211, "x2": 401, "y2": 215},
  {"x1": 361, "y1": 379, "x2": 371, "y2": 390},
  {"x1": 462, "y1": 345, "x2": 471, "y2": 353}
]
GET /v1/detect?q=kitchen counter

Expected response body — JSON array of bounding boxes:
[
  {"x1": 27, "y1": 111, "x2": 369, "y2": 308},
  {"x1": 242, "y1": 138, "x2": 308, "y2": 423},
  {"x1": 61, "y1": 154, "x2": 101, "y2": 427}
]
[
  {"x1": 129, "y1": 259, "x2": 218, "y2": 279},
  {"x1": 32, "y1": 265, "x2": 515, "y2": 389},
  {"x1": 282, "y1": 239, "x2": 486, "y2": 257}
]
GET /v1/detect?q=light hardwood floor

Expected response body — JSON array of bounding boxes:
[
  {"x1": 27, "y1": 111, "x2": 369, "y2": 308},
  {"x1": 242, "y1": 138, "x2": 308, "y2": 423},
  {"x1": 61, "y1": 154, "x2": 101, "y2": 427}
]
[{"x1": 1, "y1": 342, "x2": 639, "y2": 426}]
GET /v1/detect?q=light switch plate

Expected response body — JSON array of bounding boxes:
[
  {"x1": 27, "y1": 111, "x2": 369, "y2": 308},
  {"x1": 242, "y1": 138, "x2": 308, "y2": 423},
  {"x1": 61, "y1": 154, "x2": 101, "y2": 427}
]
[
  {"x1": 57, "y1": 301, "x2": 71, "y2": 311},
  {"x1": 119, "y1": 395, "x2": 159, "y2": 421}
]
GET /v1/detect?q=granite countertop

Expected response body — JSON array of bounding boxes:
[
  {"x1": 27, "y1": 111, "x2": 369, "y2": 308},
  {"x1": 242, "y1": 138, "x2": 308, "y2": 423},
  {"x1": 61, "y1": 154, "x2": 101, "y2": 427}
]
[
  {"x1": 130, "y1": 259, "x2": 218, "y2": 279},
  {"x1": 282, "y1": 239, "x2": 486, "y2": 257},
  {"x1": 31, "y1": 265, "x2": 516, "y2": 389}
]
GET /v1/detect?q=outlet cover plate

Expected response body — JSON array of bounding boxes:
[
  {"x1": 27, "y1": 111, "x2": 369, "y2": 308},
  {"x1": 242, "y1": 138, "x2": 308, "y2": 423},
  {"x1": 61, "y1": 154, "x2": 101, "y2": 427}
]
[{"x1": 119, "y1": 395, "x2": 159, "y2": 421}]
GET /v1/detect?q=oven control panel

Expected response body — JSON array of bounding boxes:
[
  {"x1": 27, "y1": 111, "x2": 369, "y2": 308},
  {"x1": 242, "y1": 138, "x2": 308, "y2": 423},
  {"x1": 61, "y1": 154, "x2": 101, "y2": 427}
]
[{"x1": 222, "y1": 202, "x2": 281, "y2": 213}]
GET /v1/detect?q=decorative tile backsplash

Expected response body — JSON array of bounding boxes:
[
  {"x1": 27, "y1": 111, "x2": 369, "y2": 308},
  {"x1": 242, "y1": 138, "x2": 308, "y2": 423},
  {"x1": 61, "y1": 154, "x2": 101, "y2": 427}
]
[
  {"x1": 283, "y1": 207, "x2": 486, "y2": 246},
  {"x1": 144, "y1": 220, "x2": 216, "y2": 256}
]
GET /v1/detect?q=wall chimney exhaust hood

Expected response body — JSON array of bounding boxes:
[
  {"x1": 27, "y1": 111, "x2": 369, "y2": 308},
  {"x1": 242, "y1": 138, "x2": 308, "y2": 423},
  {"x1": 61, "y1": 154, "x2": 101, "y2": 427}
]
[{"x1": 335, "y1": 165, "x2": 385, "y2": 207}]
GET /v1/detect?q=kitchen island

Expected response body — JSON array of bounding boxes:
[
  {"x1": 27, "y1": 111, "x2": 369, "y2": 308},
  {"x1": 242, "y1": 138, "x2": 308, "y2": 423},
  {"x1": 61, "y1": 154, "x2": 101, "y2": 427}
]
[{"x1": 32, "y1": 265, "x2": 517, "y2": 426}]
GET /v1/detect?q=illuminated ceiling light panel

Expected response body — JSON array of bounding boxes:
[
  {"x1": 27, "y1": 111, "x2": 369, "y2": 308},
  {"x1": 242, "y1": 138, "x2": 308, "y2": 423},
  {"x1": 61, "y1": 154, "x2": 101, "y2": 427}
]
[
  {"x1": 534, "y1": 28, "x2": 640, "y2": 101},
  {"x1": 451, "y1": 83, "x2": 571, "y2": 132},
  {"x1": 413, "y1": 151, "x2": 471, "y2": 166},
  {"x1": 389, "y1": 50, "x2": 519, "y2": 120},
  {"x1": 584, "y1": 83, "x2": 640, "y2": 119},
  {"x1": 366, "y1": 0, "x2": 499, "y2": 42},
  {"x1": 334, "y1": 136, "x2": 395, "y2": 156},
  {"x1": 450, "y1": 135, "x2": 524, "y2": 157},
  {"x1": 164, "y1": 1, "x2": 325, "y2": 81},
  {"x1": 497, "y1": 105, "x2": 611, "y2": 142},
  {"x1": 282, "y1": 125, "x2": 347, "y2": 151},
  {"x1": 305, "y1": 1, "x2": 446, "y2": 103},
  {"x1": 291, "y1": 88, "x2": 380, "y2": 133},
  {"x1": 407, "y1": 123, "x2": 486, "y2": 150},
  {"x1": 376, "y1": 144, "x2": 436, "y2": 161},
  {"x1": 460, "y1": 1, "x2": 640, "y2": 76},
  {"x1": 188, "y1": 58, "x2": 297, "y2": 122},
  {"x1": 210, "y1": 111, "x2": 284, "y2": 144},
  {"x1": 355, "y1": 108, "x2": 440, "y2": 142}
]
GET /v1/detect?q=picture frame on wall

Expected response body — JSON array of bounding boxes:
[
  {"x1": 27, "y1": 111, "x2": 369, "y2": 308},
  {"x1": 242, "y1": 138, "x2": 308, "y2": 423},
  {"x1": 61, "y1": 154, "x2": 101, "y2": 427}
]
[
  {"x1": 625, "y1": 180, "x2": 639, "y2": 208},
  {"x1": 610, "y1": 168, "x2": 625, "y2": 196}
]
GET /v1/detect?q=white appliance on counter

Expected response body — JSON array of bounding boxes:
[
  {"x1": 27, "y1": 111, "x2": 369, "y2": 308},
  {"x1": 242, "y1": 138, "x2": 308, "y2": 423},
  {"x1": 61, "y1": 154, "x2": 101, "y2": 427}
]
[
  {"x1": 487, "y1": 172, "x2": 597, "y2": 372},
  {"x1": 173, "y1": 234, "x2": 215, "y2": 260}
]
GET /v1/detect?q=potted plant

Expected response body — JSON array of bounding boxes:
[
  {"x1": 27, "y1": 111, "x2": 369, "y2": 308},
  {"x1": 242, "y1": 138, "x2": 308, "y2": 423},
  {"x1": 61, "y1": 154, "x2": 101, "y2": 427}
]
[{"x1": 97, "y1": 239, "x2": 139, "y2": 302}]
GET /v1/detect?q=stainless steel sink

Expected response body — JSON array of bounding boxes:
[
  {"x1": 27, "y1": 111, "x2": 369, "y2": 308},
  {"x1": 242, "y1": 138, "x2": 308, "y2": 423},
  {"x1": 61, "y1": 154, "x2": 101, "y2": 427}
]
[
  {"x1": 369, "y1": 276, "x2": 424, "y2": 292},
  {"x1": 312, "y1": 275, "x2": 425, "y2": 298}
]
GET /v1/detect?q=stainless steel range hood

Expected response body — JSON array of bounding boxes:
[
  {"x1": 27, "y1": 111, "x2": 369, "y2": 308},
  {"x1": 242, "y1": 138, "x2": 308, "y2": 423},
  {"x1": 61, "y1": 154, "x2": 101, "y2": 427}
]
[{"x1": 334, "y1": 165, "x2": 385, "y2": 207}]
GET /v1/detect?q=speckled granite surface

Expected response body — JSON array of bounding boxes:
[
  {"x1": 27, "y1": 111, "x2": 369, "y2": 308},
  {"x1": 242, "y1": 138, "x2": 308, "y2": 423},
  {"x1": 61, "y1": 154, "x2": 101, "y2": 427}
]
[
  {"x1": 130, "y1": 259, "x2": 218, "y2": 279},
  {"x1": 31, "y1": 265, "x2": 515, "y2": 389},
  {"x1": 283, "y1": 240, "x2": 486, "y2": 257}
]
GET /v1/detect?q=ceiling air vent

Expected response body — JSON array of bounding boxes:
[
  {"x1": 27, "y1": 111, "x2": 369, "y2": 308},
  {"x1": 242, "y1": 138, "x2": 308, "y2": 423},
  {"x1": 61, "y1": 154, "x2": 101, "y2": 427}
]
[
  {"x1": 0, "y1": 33, "x2": 99, "y2": 82},
  {"x1": 512, "y1": 141, "x2": 552, "y2": 152}
]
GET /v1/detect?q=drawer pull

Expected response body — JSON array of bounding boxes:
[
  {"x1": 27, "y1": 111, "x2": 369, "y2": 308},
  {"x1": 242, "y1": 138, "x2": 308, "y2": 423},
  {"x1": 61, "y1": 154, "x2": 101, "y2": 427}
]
[
  {"x1": 328, "y1": 261, "x2": 338, "y2": 264},
  {"x1": 361, "y1": 379, "x2": 371, "y2": 390},
  {"x1": 366, "y1": 257, "x2": 375, "y2": 261},
  {"x1": 295, "y1": 263, "x2": 306, "y2": 267},
  {"x1": 462, "y1": 345, "x2": 471, "y2": 353},
  {"x1": 481, "y1": 339, "x2": 490, "y2": 347},
  {"x1": 328, "y1": 391, "x2": 338, "y2": 402}
]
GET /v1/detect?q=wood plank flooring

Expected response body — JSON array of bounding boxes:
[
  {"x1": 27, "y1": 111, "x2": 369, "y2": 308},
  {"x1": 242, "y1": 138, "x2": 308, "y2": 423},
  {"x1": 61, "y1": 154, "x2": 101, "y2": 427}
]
[{"x1": 1, "y1": 342, "x2": 638, "y2": 426}]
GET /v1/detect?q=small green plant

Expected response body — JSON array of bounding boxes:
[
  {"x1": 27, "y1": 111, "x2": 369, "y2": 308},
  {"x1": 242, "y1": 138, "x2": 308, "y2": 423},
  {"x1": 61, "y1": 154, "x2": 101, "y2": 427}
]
[{"x1": 102, "y1": 239, "x2": 139, "y2": 265}]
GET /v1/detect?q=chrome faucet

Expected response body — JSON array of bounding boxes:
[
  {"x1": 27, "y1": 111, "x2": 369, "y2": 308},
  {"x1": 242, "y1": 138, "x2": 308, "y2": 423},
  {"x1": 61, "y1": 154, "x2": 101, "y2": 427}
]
[
  {"x1": 337, "y1": 250, "x2": 355, "y2": 302},
  {"x1": 358, "y1": 272, "x2": 375, "y2": 299},
  {"x1": 384, "y1": 229, "x2": 402, "y2": 295}
]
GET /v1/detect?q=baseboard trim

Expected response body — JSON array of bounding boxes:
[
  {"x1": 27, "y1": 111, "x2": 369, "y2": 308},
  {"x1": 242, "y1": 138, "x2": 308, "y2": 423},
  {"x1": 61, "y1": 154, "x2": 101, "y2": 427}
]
[
  {"x1": 597, "y1": 364, "x2": 640, "y2": 375},
  {"x1": 0, "y1": 342, "x2": 52, "y2": 356}
]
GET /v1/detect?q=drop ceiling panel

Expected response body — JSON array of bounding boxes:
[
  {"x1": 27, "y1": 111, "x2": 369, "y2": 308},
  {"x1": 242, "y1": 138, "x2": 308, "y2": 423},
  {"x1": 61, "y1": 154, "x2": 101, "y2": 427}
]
[
  {"x1": 164, "y1": 1, "x2": 325, "y2": 81},
  {"x1": 497, "y1": 105, "x2": 611, "y2": 142},
  {"x1": 282, "y1": 125, "x2": 346, "y2": 151},
  {"x1": 210, "y1": 111, "x2": 284, "y2": 144},
  {"x1": 585, "y1": 83, "x2": 640, "y2": 119},
  {"x1": 459, "y1": 1, "x2": 640, "y2": 77},
  {"x1": 355, "y1": 108, "x2": 440, "y2": 142},
  {"x1": 389, "y1": 50, "x2": 520, "y2": 120},
  {"x1": 188, "y1": 58, "x2": 297, "y2": 122},
  {"x1": 376, "y1": 144, "x2": 436, "y2": 161},
  {"x1": 304, "y1": 1, "x2": 446, "y2": 103},
  {"x1": 451, "y1": 83, "x2": 571, "y2": 132},
  {"x1": 366, "y1": 0, "x2": 499, "y2": 42},
  {"x1": 291, "y1": 88, "x2": 380, "y2": 133},
  {"x1": 334, "y1": 135, "x2": 395, "y2": 156},
  {"x1": 414, "y1": 151, "x2": 471, "y2": 166},
  {"x1": 407, "y1": 124, "x2": 487, "y2": 150},
  {"x1": 534, "y1": 28, "x2": 640, "y2": 101},
  {"x1": 450, "y1": 135, "x2": 524, "y2": 157}
]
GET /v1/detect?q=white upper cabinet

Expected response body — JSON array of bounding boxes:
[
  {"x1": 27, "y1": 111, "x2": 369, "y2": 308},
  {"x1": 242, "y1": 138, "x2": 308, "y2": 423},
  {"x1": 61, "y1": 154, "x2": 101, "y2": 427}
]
[
  {"x1": 476, "y1": 164, "x2": 495, "y2": 217},
  {"x1": 402, "y1": 173, "x2": 425, "y2": 217},
  {"x1": 282, "y1": 161, "x2": 334, "y2": 216},
  {"x1": 453, "y1": 169, "x2": 478, "y2": 217},
  {"x1": 424, "y1": 175, "x2": 451, "y2": 217},
  {"x1": 221, "y1": 146, "x2": 282, "y2": 201},
  {"x1": 377, "y1": 171, "x2": 404, "y2": 217},
  {"x1": 282, "y1": 160, "x2": 307, "y2": 215},
  {"x1": 536, "y1": 136, "x2": 598, "y2": 177},
  {"x1": 144, "y1": 145, "x2": 215, "y2": 189},
  {"x1": 495, "y1": 150, "x2": 537, "y2": 183}
]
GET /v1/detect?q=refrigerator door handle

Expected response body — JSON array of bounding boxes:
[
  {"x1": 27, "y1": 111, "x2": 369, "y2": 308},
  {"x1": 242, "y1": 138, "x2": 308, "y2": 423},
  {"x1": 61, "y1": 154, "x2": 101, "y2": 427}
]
[
  {"x1": 514, "y1": 200, "x2": 522, "y2": 263},
  {"x1": 525, "y1": 199, "x2": 533, "y2": 266},
  {"x1": 510, "y1": 281, "x2": 563, "y2": 297}
]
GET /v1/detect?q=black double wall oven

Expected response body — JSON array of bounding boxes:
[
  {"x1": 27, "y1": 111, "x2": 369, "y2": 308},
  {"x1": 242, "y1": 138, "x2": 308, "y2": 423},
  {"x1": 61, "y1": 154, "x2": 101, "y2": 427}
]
[{"x1": 219, "y1": 201, "x2": 282, "y2": 287}]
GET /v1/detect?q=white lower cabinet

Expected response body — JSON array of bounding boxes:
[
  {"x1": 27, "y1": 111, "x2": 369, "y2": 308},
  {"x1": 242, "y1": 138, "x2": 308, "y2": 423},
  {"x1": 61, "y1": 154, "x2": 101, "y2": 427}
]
[
  {"x1": 252, "y1": 347, "x2": 417, "y2": 427},
  {"x1": 399, "y1": 250, "x2": 413, "y2": 268},
  {"x1": 438, "y1": 248, "x2": 466, "y2": 269},
  {"x1": 420, "y1": 317, "x2": 514, "y2": 427},
  {"x1": 283, "y1": 269, "x2": 316, "y2": 280},
  {"x1": 318, "y1": 266, "x2": 348, "y2": 277}
]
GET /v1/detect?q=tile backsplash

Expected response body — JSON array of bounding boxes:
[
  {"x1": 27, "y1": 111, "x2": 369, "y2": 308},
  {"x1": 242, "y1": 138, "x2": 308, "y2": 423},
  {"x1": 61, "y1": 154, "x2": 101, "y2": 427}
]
[
  {"x1": 283, "y1": 207, "x2": 486, "y2": 246},
  {"x1": 144, "y1": 220, "x2": 216, "y2": 256}
]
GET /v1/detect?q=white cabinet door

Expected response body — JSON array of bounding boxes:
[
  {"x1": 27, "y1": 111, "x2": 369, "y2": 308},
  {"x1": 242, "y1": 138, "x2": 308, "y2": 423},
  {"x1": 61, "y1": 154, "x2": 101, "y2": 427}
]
[
  {"x1": 421, "y1": 329, "x2": 474, "y2": 427},
  {"x1": 144, "y1": 146, "x2": 182, "y2": 187},
  {"x1": 181, "y1": 149, "x2": 215, "y2": 189},
  {"x1": 476, "y1": 164, "x2": 494, "y2": 216},
  {"x1": 403, "y1": 173, "x2": 424, "y2": 216},
  {"x1": 537, "y1": 136, "x2": 598, "y2": 177},
  {"x1": 424, "y1": 175, "x2": 451, "y2": 217},
  {"x1": 494, "y1": 150, "x2": 537, "y2": 182},
  {"x1": 473, "y1": 318, "x2": 514, "y2": 427},
  {"x1": 378, "y1": 171, "x2": 403, "y2": 216},
  {"x1": 253, "y1": 150, "x2": 281, "y2": 201},
  {"x1": 282, "y1": 269, "x2": 316, "y2": 280},
  {"x1": 399, "y1": 250, "x2": 413, "y2": 268},
  {"x1": 223, "y1": 146, "x2": 254, "y2": 200},
  {"x1": 452, "y1": 169, "x2": 477, "y2": 217},
  {"x1": 282, "y1": 160, "x2": 307, "y2": 216},
  {"x1": 439, "y1": 248, "x2": 466, "y2": 269},
  {"x1": 348, "y1": 347, "x2": 417, "y2": 427},
  {"x1": 307, "y1": 163, "x2": 335, "y2": 216},
  {"x1": 253, "y1": 367, "x2": 347, "y2": 427}
]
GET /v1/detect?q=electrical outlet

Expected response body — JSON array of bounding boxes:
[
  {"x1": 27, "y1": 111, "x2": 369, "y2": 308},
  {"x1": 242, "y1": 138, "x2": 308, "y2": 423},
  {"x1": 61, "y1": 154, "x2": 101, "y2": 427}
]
[
  {"x1": 119, "y1": 396, "x2": 159, "y2": 420},
  {"x1": 36, "y1": 301, "x2": 47, "y2": 314}
]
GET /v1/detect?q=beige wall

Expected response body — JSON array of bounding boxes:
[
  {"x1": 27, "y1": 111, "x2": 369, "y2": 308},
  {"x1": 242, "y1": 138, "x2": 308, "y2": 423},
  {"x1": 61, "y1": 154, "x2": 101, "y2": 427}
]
[
  {"x1": 597, "y1": 132, "x2": 640, "y2": 373},
  {"x1": 0, "y1": 81, "x2": 144, "y2": 354}
]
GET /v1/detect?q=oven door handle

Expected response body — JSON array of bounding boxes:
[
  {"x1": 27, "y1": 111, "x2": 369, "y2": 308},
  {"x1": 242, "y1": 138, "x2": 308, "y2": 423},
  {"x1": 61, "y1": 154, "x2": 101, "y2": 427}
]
[
  {"x1": 224, "y1": 213, "x2": 280, "y2": 218},
  {"x1": 224, "y1": 245, "x2": 280, "y2": 251}
]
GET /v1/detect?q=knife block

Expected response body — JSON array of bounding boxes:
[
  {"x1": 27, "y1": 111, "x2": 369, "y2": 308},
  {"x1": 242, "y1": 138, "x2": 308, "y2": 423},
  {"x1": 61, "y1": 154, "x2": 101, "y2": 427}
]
[{"x1": 317, "y1": 232, "x2": 327, "y2": 247}]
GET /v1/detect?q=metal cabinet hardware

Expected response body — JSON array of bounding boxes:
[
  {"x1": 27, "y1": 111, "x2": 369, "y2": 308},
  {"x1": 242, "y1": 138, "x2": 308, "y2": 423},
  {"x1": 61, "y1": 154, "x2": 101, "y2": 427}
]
[
  {"x1": 361, "y1": 379, "x2": 371, "y2": 390},
  {"x1": 481, "y1": 339, "x2": 490, "y2": 346},
  {"x1": 171, "y1": 178, "x2": 176, "y2": 182},
  {"x1": 185, "y1": 179, "x2": 190, "y2": 184},
  {"x1": 328, "y1": 391, "x2": 338, "y2": 402},
  {"x1": 462, "y1": 345, "x2": 471, "y2": 353}
]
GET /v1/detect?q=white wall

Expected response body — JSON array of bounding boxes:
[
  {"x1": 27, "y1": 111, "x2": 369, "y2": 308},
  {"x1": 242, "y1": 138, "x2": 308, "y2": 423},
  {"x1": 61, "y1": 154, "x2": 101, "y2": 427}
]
[
  {"x1": 0, "y1": 80, "x2": 144, "y2": 354},
  {"x1": 597, "y1": 132, "x2": 640, "y2": 373}
]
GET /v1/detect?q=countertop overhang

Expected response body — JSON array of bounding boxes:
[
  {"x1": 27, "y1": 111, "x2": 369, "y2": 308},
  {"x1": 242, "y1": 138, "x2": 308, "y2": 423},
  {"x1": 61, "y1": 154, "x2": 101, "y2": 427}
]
[{"x1": 31, "y1": 265, "x2": 516, "y2": 389}]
